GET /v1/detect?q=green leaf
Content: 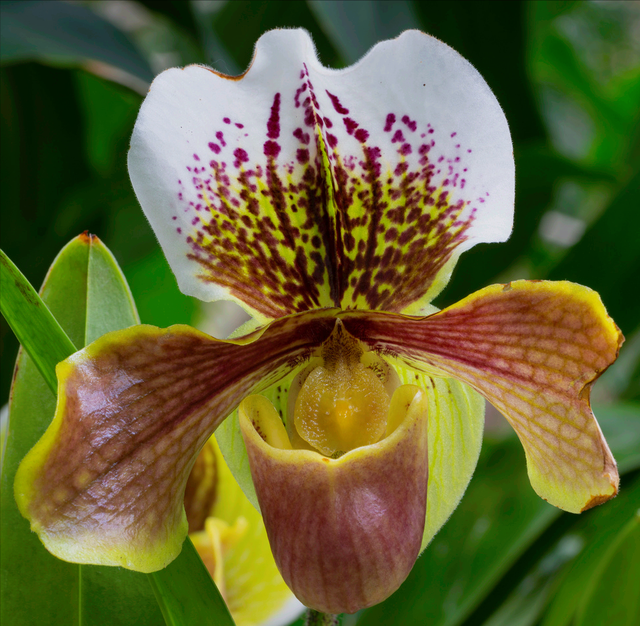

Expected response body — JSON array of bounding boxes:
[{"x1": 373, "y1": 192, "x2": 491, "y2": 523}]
[
  {"x1": 149, "y1": 538, "x2": 235, "y2": 626},
  {"x1": 0, "y1": 247, "x2": 77, "y2": 394},
  {"x1": 538, "y1": 473, "x2": 640, "y2": 626},
  {"x1": 1, "y1": 236, "x2": 164, "y2": 626},
  {"x1": 0, "y1": 0, "x2": 154, "y2": 82},
  {"x1": 1, "y1": 237, "x2": 234, "y2": 625},
  {"x1": 575, "y1": 511, "x2": 640, "y2": 626}
]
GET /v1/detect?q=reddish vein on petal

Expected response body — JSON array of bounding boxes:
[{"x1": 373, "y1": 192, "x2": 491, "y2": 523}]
[
  {"x1": 341, "y1": 280, "x2": 623, "y2": 514},
  {"x1": 14, "y1": 310, "x2": 338, "y2": 572}
]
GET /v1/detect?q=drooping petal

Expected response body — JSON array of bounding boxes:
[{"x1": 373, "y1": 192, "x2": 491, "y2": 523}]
[
  {"x1": 239, "y1": 386, "x2": 429, "y2": 614},
  {"x1": 14, "y1": 310, "x2": 338, "y2": 572},
  {"x1": 394, "y1": 368, "x2": 484, "y2": 550},
  {"x1": 340, "y1": 281, "x2": 623, "y2": 513},
  {"x1": 129, "y1": 29, "x2": 513, "y2": 321}
]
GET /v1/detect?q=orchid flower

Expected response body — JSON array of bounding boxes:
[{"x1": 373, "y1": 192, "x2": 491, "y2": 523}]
[{"x1": 15, "y1": 29, "x2": 622, "y2": 615}]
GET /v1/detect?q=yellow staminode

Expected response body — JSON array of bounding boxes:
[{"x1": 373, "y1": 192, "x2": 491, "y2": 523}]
[{"x1": 291, "y1": 322, "x2": 394, "y2": 457}]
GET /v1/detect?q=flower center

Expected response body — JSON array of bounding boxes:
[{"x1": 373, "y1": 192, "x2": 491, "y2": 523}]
[{"x1": 290, "y1": 321, "x2": 399, "y2": 457}]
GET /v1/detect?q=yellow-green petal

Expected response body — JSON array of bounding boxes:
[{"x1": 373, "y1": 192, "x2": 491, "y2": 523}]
[{"x1": 341, "y1": 280, "x2": 622, "y2": 514}]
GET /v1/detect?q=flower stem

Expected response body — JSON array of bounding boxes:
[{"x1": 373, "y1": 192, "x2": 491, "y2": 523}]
[{"x1": 305, "y1": 609, "x2": 342, "y2": 625}]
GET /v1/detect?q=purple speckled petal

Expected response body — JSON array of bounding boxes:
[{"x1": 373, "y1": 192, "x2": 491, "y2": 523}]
[{"x1": 129, "y1": 29, "x2": 513, "y2": 320}]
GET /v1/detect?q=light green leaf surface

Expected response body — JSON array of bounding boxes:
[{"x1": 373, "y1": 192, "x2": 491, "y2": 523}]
[
  {"x1": 1, "y1": 237, "x2": 233, "y2": 625},
  {"x1": 0, "y1": 247, "x2": 77, "y2": 394},
  {"x1": 1, "y1": 236, "x2": 163, "y2": 625},
  {"x1": 0, "y1": 0, "x2": 154, "y2": 82}
]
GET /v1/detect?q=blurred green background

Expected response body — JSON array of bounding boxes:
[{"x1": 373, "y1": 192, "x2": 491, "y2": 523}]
[{"x1": 1, "y1": 2, "x2": 639, "y2": 625}]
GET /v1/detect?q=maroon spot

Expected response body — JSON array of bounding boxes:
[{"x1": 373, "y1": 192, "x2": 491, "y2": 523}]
[
  {"x1": 468, "y1": 149, "x2": 472, "y2": 153},
  {"x1": 344, "y1": 118, "x2": 358, "y2": 135},
  {"x1": 325, "y1": 91, "x2": 349, "y2": 115},
  {"x1": 401, "y1": 115, "x2": 417, "y2": 132},
  {"x1": 391, "y1": 129, "x2": 405, "y2": 143},
  {"x1": 304, "y1": 108, "x2": 315, "y2": 127},
  {"x1": 296, "y1": 148, "x2": 310, "y2": 164},
  {"x1": 236, "y1": 123, "x2": 244, "y2": 129},
  {"x1": 216, "y1": 131, "x2": 226, "y2": 147},
  {"x1": 233, "y1": 148, "x2": 249, "y2": 163},
  {"x1": 327, "y1": 134, "x2": 338, "y2": 148},
  {"x1": 354, "y1": 128, "x2": 369, "y2": 143},
  {"x1": 177, "y1": 227, "x2": 182, "y2": 234},
  {"x1": 172, "y1": 216, "x2": 177, "y2": 220},
  {"x1": 384, "y1": 113, "x2": 396, "y2": 132},
  {"x1": 223, "y1": 117, "x2": 231, "y2": 124},
  {"x1": 394, "y1": 162, "x2": 409, "y2": 176},
  {"x1": 293, "y1": 128, "x2": 310, "y2": 144},
  {"x1": 264, "y1": 140, "x2": 281, "y2": 158},
  {"x1": 429, "y1": 128, "x2": 435, "y2": 134},
  {"x1": 294, "y1": 82, "x2": 308, "y2": 108},
  {"x1": 324, "y1": 117, "x2": 333, "y2": 129},
  {"x1": 451, "y1": 132, "x2": 457, "y2": 137},
  {"x1": 399, "y1": 143, "x2": 412, "y2": 155},
  {"x1": 384, "y1": 227, "x2": 399, "y2": 243},
  {"x1": 267, "y1": 93, "x2": 281, "y2": 139},
  {"x1": 193, "y1": 153, "x2": 201, "y2": 161},
  {"x1": 192, "y1": 217, "x2": 199, "y2": 225},
  {"x1": 208, "y1": 142, "x2": 221, "y2": 154}
]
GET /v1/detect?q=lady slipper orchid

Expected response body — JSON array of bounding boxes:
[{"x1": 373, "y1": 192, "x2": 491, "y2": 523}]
[{"x1": 14, "y1": 29, "x2": 622, "y2": 615}]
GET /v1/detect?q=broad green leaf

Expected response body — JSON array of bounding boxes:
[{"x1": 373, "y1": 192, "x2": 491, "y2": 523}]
[
  {"x1": 1, "y1": 237, "x2": 233, "y2": 625},
  {"x1": 1, "y1": 236, "x2": 163, "y2": 626},
  {"x1": 575, "y1": 511, "x2": 640, "y2": 626},
  {"x1": 0, "y1": 0, "x2": 154, "y2": 82},
  {"x1": 0, "y1": 247, "x2": 77, "y2": 394},
  {"x1": 538, "y1": 473, "x2": 640, "y2": 626},
  {"x1": 477, "y1": 476, "x2": 640, "y2": 626}
]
